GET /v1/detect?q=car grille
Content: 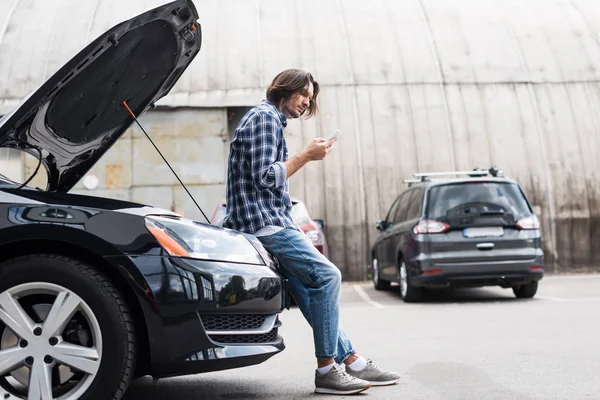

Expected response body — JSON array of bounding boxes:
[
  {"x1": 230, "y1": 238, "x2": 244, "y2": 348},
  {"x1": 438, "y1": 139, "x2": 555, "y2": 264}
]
[
  {"x1": 208, "y1": 328, "x2": 278, "y2": 344},
  {"x1": 199, "y1": 314, "x2": 266, "y2": 331}
]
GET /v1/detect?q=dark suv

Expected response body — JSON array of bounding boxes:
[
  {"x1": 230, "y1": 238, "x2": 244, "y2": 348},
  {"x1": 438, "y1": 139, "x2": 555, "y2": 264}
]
[{"x1": 371, "y1": 168, "x2": 544, "y2": 302}]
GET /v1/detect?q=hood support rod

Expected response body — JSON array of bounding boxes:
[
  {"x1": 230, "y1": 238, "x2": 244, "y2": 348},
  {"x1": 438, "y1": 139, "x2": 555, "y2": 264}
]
[{"x1": 122, "y1": 101, "x2": 210, "y2": 223}]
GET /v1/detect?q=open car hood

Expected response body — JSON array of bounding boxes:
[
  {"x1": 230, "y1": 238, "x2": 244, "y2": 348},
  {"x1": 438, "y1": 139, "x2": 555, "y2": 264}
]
[{"x1": 0, "y1": 0, "x2": 201, "y2": 192}]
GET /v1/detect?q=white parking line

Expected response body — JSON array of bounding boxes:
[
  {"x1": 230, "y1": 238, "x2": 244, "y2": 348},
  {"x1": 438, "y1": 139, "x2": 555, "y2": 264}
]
[{"x1": 353, "y1": 285, "x2": 385, "y2": 308}]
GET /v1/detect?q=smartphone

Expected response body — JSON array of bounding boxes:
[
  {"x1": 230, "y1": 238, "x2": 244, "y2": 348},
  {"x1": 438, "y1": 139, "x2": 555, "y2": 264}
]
[{"x1": 327, "y1": 129, "x2": 341, "y2": 142}]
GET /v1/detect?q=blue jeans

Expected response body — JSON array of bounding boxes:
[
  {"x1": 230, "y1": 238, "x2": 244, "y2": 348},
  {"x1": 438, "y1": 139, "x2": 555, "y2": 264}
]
[{"x1": 258, "y1": 228, "x2": 355, "y2": 363}]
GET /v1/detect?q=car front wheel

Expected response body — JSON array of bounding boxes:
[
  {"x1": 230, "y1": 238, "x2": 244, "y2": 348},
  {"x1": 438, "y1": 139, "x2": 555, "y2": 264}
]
[{"x1": 0, "y1": 254, "x2": 136, "y2": 400}]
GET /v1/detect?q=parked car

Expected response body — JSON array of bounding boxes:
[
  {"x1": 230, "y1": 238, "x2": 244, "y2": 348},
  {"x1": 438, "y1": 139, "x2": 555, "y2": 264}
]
[
  {"x1": 211, "y1": 198, "x2": 329, "y2": 258},
  {"x1": 0, "y1": 2, "x2": 289, "y2": 399},
  {"x1": 371, "y1": 168, "x2": 544, "y2": 302}
]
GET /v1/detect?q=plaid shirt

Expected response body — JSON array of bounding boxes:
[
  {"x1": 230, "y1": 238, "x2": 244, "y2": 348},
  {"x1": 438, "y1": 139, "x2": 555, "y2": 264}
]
[{"x1": 222, "y1": 100, "x2": 298, "y2": 234}]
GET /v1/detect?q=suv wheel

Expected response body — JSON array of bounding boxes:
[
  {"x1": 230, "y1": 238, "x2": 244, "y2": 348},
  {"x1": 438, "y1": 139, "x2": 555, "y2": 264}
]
[
  {"x1": 372, "y1": 258, "x2": 391, "y2": 291},
  {"x1": 399, "y1": 261, "x2": 422, "y2": 303},
  {"x1": 513, "y1": 281, "x2": 538, "y2": 299},
  {"x1": 0, "y1": 255, "x2": 136, "y2": 400}
]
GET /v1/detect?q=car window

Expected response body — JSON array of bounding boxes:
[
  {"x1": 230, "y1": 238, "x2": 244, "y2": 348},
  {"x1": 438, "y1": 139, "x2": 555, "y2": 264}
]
[
  {"x1": 405, "y1": 188, "x2": 423, "y2": 221},
  {"x1": 392, "y1": 190, "x2": 412, "y2": 224},
  {"x1": 426, "y1": 182, "x2": 532, "y2": 222},
  {"x1": 290, "y1": 201, "x2": 311, "y2": 225},
  {"x1": 384, "y1": 195, "x2": 402, "y2": 224}
]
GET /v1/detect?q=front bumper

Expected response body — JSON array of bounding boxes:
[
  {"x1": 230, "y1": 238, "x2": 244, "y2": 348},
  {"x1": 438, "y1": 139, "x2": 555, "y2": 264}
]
[{"x1": 116, "y1": 255, "x2": 290, "y2": 378}]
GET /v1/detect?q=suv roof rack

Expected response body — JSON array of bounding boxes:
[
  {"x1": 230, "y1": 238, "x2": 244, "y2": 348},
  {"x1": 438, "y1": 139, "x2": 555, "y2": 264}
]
[{"x1": 403, "y1": 167, "x2": 505, "y2": 186}]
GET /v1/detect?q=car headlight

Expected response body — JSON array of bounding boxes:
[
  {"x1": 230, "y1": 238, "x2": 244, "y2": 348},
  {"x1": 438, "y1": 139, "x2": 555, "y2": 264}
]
[
  {"x1": 241, "y1": 233, "x2": 278, "y2": 269},
  {"x1": 144, "y1": 215, "x2": 264, "y2": 265}
]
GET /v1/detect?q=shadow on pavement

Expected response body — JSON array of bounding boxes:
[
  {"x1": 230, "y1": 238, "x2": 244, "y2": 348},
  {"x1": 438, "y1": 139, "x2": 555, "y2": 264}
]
[
  {"x1": 123, "y1": 375, "x2": 356, "y2": 400},
  {"x1": 383, "y1": 285, "x2": 527, "y2": 304}
]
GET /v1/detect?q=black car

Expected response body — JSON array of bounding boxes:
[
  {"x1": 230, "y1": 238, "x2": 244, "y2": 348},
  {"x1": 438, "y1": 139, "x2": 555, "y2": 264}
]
[
  {"x1": 0, "y1": 1, "x2": 288, "y2": 399},
  {"x1": 371, "y1": 168, "x2": 544, "y2": 302}
]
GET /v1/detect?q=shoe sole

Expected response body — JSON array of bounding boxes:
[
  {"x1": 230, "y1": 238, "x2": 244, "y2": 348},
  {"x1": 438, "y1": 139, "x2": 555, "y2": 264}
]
[
  {"x1": 367, "y1": 378, "x2": 401, "y2": 386},
  {"x1": 314, "y1": 384, "x2": 371, "y2": 395}
]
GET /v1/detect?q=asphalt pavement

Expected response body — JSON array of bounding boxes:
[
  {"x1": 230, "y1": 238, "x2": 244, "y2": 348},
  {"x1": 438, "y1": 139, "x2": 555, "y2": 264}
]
[{"x1": 124, "y1": 274, "x2": 600, "y2": 400}]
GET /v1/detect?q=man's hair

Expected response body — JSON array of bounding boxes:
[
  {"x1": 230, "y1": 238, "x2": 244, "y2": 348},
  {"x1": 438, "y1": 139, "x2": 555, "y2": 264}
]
[{"x1": 266, "y1": 69, "x2": 320, "y2": 118}]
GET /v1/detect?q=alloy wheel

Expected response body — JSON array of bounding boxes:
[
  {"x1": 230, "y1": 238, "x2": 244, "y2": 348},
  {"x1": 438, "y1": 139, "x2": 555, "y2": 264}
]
[{"x1": 0, "y1": 282, "x2": 103, "y2": 399}]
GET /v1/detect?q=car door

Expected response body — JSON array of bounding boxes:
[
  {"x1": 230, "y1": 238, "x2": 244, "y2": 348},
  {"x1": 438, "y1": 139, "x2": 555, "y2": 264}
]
[{"x1": 380, "y1": 190, "x2": 413, "y2": 281}]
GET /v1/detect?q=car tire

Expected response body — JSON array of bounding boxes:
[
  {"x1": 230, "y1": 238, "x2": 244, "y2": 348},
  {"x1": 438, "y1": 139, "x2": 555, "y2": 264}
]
[
  {"x1": 399, "y1": 260, "x2": 422, "y2": 303},
  {"x1": 513, "y1": 281, "x2": 538, "y2": 299},
  {"x1": 0, "y1": 254, "x2": 136, "y2": 400},
  {"x1": 372, "y1": 258, "x2": 391, "y2": 291}
]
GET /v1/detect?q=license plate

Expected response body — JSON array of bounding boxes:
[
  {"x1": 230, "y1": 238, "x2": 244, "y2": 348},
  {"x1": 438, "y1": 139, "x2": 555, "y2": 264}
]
[{"x1": 463, "y1": 227, "x2": 504, "y2": 238}]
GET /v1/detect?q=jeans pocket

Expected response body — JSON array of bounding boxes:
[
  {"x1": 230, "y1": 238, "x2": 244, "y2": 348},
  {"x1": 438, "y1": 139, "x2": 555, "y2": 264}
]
[
  {"x1": 259, "y1": 228, "x2": 329, "y2": 288},
  {"x1": 276, "y1": 260, "x2": 325, "y2": 288},
  {"x1": 294, "y1": 264, "x2": 325, "y2": 287}
]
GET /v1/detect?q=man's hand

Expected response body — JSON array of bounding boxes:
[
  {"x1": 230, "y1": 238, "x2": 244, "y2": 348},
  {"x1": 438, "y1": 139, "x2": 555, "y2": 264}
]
[
  {"x1": 284, "y1": 137, "x2": 336, "y2": 179},
  {"x1": 325, "y1": 137, "x2": 337, "y2": 155},
  {"x1": 304, "y1": 138, "x2": 334, "y2": 160}
]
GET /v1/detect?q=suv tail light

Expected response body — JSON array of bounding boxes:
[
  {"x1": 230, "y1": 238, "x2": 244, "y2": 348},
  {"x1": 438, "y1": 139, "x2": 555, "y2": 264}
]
[
  {"x1": 516, "y1": 215, "x2": 540, "y2": 230},
  {"x1": 413, "y1": 220, "x2": 450, "y2": 234}
]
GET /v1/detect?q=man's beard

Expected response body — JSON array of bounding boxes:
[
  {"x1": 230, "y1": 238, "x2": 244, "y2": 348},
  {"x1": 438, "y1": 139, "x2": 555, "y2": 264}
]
[{"x1": 283, "y1": 100, "x2": 301, "y2": 118}]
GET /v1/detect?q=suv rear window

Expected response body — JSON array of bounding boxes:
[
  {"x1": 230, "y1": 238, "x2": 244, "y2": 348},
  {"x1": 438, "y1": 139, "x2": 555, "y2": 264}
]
[{"x1": 426, "y1": 182, "x2": 531, "y2": 226}]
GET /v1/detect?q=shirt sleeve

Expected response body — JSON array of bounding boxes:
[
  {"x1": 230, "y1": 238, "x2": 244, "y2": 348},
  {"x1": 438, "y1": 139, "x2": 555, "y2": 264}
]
[
  {"x1": 246, "y1": 113, "x2": 287, "y2": 190},
  {"x1": 273, "y1": 162, "x2": 287, "y2": 187}
]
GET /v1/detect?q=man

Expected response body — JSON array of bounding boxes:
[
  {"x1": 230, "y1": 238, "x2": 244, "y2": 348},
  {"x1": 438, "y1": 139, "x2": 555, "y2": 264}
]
[{"x1": 223, "y1": 69, "x2": 400, "y2": 395}]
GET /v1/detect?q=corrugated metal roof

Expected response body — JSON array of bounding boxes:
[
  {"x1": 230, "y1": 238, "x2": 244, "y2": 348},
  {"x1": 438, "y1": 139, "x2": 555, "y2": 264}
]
[{"x1": 2, "y1": 0, "x2": 600, "y2": 114}]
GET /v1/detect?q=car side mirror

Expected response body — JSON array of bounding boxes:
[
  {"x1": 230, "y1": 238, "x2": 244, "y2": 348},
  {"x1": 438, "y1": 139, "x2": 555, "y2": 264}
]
[
  {"x1": 376, "y1": 220, "x2": 386, "y2": 231},
  {"x1": 313, "y1": 219, "x2": 325, "y2": 230}
]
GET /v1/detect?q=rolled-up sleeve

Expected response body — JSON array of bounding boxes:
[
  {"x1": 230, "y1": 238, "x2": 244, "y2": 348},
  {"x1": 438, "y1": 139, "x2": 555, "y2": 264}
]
[
  {"x1": 247, "y1": 113, "x2": 286, "y2": 190},
  {"x1": 273, "y1": 162, "x2": 287, "y2": 188}
]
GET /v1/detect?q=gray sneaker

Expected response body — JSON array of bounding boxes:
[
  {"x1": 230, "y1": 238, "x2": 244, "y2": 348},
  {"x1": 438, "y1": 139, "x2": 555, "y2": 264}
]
[
  {"x1": 345, "y1": 359, "x2": 401, "y2": 386},
  {"x1": 315, "y1": 364, "x2": 371, "y2": 395}
]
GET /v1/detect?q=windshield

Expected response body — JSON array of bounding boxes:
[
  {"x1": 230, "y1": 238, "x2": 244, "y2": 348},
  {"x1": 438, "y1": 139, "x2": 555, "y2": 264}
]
[{"x1": 426, "y1": 182, "x2": 531, "y2": 226}]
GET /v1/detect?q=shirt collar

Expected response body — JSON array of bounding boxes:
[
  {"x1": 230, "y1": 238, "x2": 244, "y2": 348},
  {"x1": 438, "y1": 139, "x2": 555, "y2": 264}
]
[{"x1": 262, "y1": 99, "x2": 288, "y2": 127}]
